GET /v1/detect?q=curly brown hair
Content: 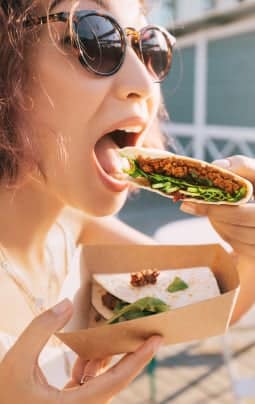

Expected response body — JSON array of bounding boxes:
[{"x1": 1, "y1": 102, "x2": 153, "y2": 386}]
[{"x1": 0, "y1": 1, "x2": 48, "y2": 186}]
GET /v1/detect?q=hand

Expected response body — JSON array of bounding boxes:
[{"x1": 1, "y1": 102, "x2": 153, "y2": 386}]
[
  {"x1": 180, "y1": 155, "x2": 255, "y2": 257},
  {"x1": 65, "y1": 356, "x2": 112, "y2": 388},
  {"x1": 0, "y1": 299, "x2": 163, "y2": 404}
]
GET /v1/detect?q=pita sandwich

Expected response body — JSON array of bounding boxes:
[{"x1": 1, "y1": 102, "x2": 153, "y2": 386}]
[
  {"x1": 118, "y1": 147, "x2": 253, "y2": 205},
  {"x1": 91, "y1": 267, "x2": 220, "y2": 325}
]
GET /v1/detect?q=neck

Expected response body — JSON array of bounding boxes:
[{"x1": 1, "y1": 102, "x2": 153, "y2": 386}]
[{"x1": 0, "y1": 176, "x2": 64, "y2": 272}]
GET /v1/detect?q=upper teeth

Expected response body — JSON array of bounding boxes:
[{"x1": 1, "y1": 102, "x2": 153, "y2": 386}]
[{"x1": 117, "y1": 126, "x2": 142, "y2": 133}]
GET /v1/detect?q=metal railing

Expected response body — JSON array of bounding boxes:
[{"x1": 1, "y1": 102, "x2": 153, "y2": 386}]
[{"x1": 163, "y1": 122, "x2": 255, "y2": 161}]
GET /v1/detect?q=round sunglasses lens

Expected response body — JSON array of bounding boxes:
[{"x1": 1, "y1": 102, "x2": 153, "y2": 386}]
[
  {"x1": 76, "y1": 14, "x2": 123, "y2": 75},
  {"x1": 141, "y1": 28, "x2": 172, "y2": 81}
]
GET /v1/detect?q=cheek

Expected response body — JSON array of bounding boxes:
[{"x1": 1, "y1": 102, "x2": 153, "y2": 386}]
[
  {"x1": 150, "y1": 83, "x2": 161, "y2": 115},
  {"x1": 26, "y1": 43, "x2": 111, "y2": 141}
]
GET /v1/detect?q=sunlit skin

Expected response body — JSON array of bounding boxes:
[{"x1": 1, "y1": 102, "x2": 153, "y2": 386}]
[
  {"x1": 0, "y1": 0, "x2": 255, "y2": 401},
  {"x1": 181, "y1": 156, "x2": 255, "y2": 324},
  {"x1": 27, "y1": 0, "x2": 160, "y2": 216},
  {"x1": 0, "y1": 0, "x2": 160, "y2": 274},
  {"x1": 0, "y1": 0, "x2": 162, "y2": 400}
]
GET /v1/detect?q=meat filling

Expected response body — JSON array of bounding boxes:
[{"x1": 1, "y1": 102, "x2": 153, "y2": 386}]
[
  {"x1": 131, "y1": 269, "x2": 160, "y2": 287},
  {"x1": 137, "y1": 156, "x2": 242, "y2": 194},
  {"x1": 102, "y1": 292, "x2": 121, "y2": 311}
]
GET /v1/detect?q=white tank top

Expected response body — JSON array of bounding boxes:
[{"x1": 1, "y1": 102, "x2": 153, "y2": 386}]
[
  {"x1": 0, "y1": 332, "x2": 76, "y2": 388},
  {"x1": 0, "y1": 222, "x2": 82, "y2": 389}
]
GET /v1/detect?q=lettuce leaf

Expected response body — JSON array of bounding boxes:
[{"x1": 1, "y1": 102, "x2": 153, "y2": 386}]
[
  {"x1": 167, "y1": 277, "x2": 189, "y2": 293},
  {"x1": 107, "y1": 297, "x2": 169, "y2": 325}
]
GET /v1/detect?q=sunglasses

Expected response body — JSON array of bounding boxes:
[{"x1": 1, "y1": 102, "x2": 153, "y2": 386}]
[{"x1": 25, "y1": 10, "x2": 176, "y2": 82}]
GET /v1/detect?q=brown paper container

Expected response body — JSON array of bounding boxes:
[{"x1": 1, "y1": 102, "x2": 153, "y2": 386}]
[{"x1": 56, "y1": 244, "x2": 240, "y2": 360}]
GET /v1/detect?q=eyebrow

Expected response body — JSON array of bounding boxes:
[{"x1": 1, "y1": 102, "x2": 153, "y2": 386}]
[{"x1": 49, "y1": 0, "x2": 110, "y2": 12}]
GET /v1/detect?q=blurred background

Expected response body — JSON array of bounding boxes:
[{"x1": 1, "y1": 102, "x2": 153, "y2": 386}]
[
  {"x1": 116, "y1": 1, "x2": 255, "y2": 403},
  {"x1": 119, "y1": 0, "x2": 255, "y2": 236}
]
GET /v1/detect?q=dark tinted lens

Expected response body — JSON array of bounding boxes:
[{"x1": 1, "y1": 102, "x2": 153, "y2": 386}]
[
  {"x1": 141, "y1": 28, "x2": 172, "y2": 81},
  {"x1": 76, "y1": 14, "x2": 124, "y2": 75}
]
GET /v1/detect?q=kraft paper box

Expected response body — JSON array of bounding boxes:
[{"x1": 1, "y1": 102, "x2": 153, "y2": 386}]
[{"x1": 57, "y1": 244, "x2": 240, "y2": 360}]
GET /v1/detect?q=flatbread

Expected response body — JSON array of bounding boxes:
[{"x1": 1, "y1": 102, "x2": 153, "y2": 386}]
[
  {"x1": 92, "y1": 281, "x2": 115, "y2": 320},
  {"x1": 118, "y1": 147, "x2": 253, "y2": 205},
  {"x1": 93, "y1": 267, "x2": 220, "y2": 319}
]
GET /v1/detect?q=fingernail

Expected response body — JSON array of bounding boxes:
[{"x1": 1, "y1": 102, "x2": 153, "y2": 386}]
[
  {"x1": 212, "y1": 159, "x2": 231, "y2": 169},
  {"x1": 52, "y1": 299, "x2": 71, "y2": 315},
  {"x1": 180, "y1": 202, "x2": 196, "y2": 214}
]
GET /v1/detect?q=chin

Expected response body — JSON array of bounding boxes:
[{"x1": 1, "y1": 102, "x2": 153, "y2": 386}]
[{"x1": 75, "y1": 189, "x2": 129, "y2": 218}]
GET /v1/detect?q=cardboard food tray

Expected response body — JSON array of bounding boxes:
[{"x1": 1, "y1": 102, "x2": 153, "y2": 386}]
[{"x1": 57, "y1": 244, "x2": 240, "y2": 360}]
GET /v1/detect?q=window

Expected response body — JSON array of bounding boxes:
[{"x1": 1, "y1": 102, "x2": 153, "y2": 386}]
[
  {"x1": 207, "y1": 31, "x2": 255, "y2": 127},
  {"x1": 203, "y1": 0, "x2": 217, "y2": 11},
  {"x1": 147, "y1": 0, "x2": 177, "y2": 26},
  {"x1": 167, "y1": 0, "x2": 177, "y2": 20},
  {"x1": 162, "y1": 46, "x2": 195, "y2": 124}
]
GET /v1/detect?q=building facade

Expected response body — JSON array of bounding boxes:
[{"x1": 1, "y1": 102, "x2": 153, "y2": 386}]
[{"x1": 154, "y1": 0, "x2": 255, "y2": 161}]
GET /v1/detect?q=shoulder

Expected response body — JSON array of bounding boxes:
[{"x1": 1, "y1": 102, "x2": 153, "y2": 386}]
[
  {"x1": 0, "y1": 331, "x2": 14, "y2": 362},
  {"x1": 57, "y1": 207, "x2": 154, "y2": 245},
  {"x1": 78, "y1": 216, "x2": 155, "y2": 245}
]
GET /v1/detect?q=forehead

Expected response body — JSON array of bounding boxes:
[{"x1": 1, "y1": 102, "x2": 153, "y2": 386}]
[
  {"x1": 43, "y1": 0, "x2": 145, "y2": 28},
  {"x1": 46, "y1": 0, "x2": 145, "y2": 26}
]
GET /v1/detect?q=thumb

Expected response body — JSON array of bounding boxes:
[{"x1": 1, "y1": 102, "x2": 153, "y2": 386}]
[
  {"x1": 213, "y1": 156, "x2": 255, "y2": 183},
  {"x1": 13, "y1": 299, "x2": 73, "y2": 367},
  {"x1": 75, "y1": 336, "x2": 163, "y2": 402}
]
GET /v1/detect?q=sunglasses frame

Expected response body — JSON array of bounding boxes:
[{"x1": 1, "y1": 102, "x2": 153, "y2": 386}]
[{"x1": 25, "y1": 10, "x2": 176, "y2": 82}]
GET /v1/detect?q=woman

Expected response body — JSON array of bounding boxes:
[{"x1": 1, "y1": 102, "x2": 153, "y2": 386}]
[
  {"x1": 0, "y1": 0, "x2": 254, "y2": 402},
  {"x1": 0, "y1": 0, "x2": 169, "y2": 401}
]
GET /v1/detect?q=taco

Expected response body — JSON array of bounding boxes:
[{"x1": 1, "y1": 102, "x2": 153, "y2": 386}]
[
  {"x1": 91, "y1": 267, "x2": 220, "y2": 325},
  {"x1": 118, "y1": 147, "x2": 253, "y2": 204}
]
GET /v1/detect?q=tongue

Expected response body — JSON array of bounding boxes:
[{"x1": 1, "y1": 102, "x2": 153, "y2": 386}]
[{"x1": 95, "y1": 135, "x2": 123, "y2": 175}]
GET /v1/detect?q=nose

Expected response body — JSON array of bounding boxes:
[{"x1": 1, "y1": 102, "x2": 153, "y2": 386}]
[{"x1": 112, "y1": 45, "x2": 156, "y2": 101}]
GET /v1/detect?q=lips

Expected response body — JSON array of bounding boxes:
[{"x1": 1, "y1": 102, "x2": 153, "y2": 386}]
[{"x1": 94, "y1": 119, "x2": 146, "y2": 192}]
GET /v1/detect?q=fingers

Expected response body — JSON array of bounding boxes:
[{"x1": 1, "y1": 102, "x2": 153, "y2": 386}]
[
  {"x1": 79, "y1": 359, "x2": 104, "y2": 385},
  {"x1": 12, "y1": 299, "x2": 73, "y2": 369},
  {"x1": 65, "y1": 357, "x2": 90, "y2": 388},
  {"x1": 180, "y1": 202, "x2": 213, "y2": 217},
  {"x1": 69, "y1": 336, "x2": 163, "y2": 403},
  {"x1": 210, "y1": 219, "x2": 255, "y2": 257},
  {"x1": 73, "y1": 357, "x2": 111, "y2": 385},
  {"x1": 213, "y1": 156, "x2": 255, "y2": 183},
  {"x1": 180, "y1": 202, "x2": 255, "y2": 257},
  {"x1": 210, "y1": 218, "x2": 255, "y2": 246},
  {"x1": 101, "y1": 356, "x2": 112, "y2": 369},
  {"x1": 180, "y1": 202, "x2": 255, "y2": 227},
  {"x1": 65, "y1": 358, "x2": 103, "y2": 389},
  {"x1": 222, "y1": 239, "x2": 255, "y2": 257},
  {"x1": 65, "y1": 356, "x2": 112, "y2": 389},
  {"x1": 82, "y1": 336, "x2": 163, "y2": 402}
]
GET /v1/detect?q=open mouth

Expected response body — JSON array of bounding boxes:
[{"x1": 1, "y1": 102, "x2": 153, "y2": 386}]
[
  {"x1": 94, "y1": 126, "x2": 144, "y2": 176},
  {"x1": 109, "y1": 129, "x2": 141, "y2": 149}
]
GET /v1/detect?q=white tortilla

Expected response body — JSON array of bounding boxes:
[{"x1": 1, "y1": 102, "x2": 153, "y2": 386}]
[
  {"x1": 93, "y1": 267, "x2": 220, "y2": 319},
  {"x1": 119, "y1": 147, "x2": 253, "y2": 205},
  {"x1": 92, "y1": 281, "x2": 115, "y2": 320}
]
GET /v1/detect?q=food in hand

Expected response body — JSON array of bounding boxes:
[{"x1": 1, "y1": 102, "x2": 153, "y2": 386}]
[
  {"x1": 118, "y1": 147, "x2": 253, "y2": 204},
  {"x1": 91, "y1": 267, "x2": 220, "y2": 325}
]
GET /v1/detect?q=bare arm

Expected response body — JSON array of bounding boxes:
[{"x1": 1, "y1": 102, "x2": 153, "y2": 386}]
[
  {"x1": 79, "y1": 216, "x2": 155, "y2": 245},
  {"x1": 180, "y1": 155, "x2": 255, "y2": 324},
  {"x1": 59, "y1": 206, "x2": 156, "y2": 248},
  {"x1": 230, "y1": 255, "x2": 255, "y2": 324}
]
